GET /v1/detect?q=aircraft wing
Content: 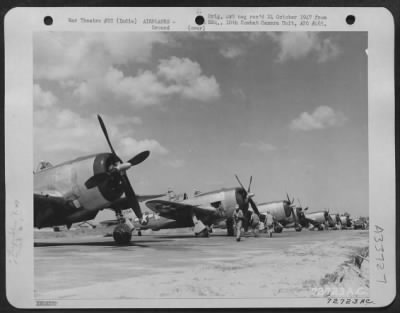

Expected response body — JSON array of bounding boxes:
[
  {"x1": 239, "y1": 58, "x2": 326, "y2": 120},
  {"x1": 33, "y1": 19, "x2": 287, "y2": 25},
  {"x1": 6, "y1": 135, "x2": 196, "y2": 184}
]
[
  {"x1": 109, "y1": 193, "x2": 166, "y2": 210},
  {"x1": 145, "y1": 199, "x2": 218, "y2": 221},
  {"x1": 34, "y1": 192, "x2": 66, "y2": 207},
  {"x1": 304, "y1": 216, "x2": 323, "y2": 227},
  {"x1": 34, "y1": 193, "x2": 70, "y2": 228},
  {"x1": 99, "y1": 219, "x2": 120, "y2": 227}
]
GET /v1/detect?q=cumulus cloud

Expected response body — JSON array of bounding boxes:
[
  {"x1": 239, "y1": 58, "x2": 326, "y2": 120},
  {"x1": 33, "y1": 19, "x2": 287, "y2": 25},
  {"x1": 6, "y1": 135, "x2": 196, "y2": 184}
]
[
  {"x1": 240, "y1": 142, "x2": 277, "y2": 153},
  {"x1": 162, "y1": 159, "x2": 185, "y2": 168},
  {"x1": 34, "y1": 32, "x2": 168, "y2": 81},
  {"x1": 73, "y1": 57, "x2": 220, "y2": 108},
  {"x1": 290, "y1": 106, "x2": 347, "y2": 131},
  {"x1": 267, "y1": 32, "x2": 340, "y2": 63},
  {"x1": 33, "y1": 87, "x2": 163, "y2": 163},
  {"x1": 219, "y1": 46, "x2": 245, "y2": 59},
  {"x1": 33, "y1": 84, "x2": 58, "y2": 108},
  {"x1": 34, "y1": 109, "x2": 167, "y2": 163},
  {"x1": 118, "y1": 137, "x2": 168, "y2": 157},
  {"x1": 34, "y1": 33, "x2": 220, "y2": 112}
]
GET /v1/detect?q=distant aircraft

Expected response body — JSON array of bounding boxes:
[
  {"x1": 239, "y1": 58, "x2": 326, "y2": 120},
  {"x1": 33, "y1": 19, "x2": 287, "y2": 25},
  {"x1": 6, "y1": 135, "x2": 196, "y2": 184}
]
[
  {"x1": 257, "y1": 194, "x2": 302, "y2": 232},
  {"x1": 300, "y1": 210, "x2": 333, "y2": 230},
  {"x1": 328, "y1": 213, "x2": 343, "y2": 229},
  {"x1": 141, "y1": 175, "x2": 261, "y2": 237},
  {"x1": 339, "y1": 214, "x2": 353, "y2": 229},
  {"x1": 34, "y1": 115, "x2": 163, "y2": 244}
]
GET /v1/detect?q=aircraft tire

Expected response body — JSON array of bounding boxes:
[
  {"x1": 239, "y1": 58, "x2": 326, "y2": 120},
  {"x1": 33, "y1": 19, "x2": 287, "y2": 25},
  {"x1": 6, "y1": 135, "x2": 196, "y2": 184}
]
[
  {"x1": 274, "y1": 225, "x2": 283, "y2": 233},
  {"x1": 138, "y1": 230, "x2": 142, "y2": 236},
  {"x1": 113, "y1": 224, "x2": 132, "y2": 245},
  {"x1": 295, "y1": 226, "x2": 302, "y2": 232}
]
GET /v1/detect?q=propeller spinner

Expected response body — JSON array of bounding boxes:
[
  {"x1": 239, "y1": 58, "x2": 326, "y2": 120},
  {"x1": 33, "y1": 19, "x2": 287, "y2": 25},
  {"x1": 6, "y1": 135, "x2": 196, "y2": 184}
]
[{"x1": 85, "y1": 115, "x2": 150, "y2": 224}]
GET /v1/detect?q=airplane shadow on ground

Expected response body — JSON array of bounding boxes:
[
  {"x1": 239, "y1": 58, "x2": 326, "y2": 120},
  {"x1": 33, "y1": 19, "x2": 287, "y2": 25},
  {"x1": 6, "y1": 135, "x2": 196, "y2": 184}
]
[
  {"x1": 153, "y1": 234, "x2": 203, "y2": 239},
  {"x1": 34, "y1": 239, "x2": 172, "y2": 248}
]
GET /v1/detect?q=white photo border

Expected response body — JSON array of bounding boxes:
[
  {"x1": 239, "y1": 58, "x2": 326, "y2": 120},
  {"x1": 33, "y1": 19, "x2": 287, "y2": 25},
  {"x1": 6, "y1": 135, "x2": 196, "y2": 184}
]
[{"x1": 4, "y1": 7, "x2": 395, "y2": 308}]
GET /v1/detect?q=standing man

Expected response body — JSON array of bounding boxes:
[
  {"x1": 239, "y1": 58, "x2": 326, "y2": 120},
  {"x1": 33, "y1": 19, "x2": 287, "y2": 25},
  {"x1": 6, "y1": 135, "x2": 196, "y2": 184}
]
[
  {"x1": 233, "y1": 206, "x2": 245, "y2": 242},
  {"x1": 265, "y1": 210, "x2": 274, "y2": 238},
  {"x1": 335, "y1": 214, "x2": 342, "y2": 230},
  {"x1": 249, "y1": 210, "x2": 260, "y2": 237}
]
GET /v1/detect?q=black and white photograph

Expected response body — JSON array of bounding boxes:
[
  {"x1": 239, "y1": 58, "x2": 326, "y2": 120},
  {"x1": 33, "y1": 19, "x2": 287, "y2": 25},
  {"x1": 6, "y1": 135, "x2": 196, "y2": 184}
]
[
  {"x1": 32, "y1": 29, "x2": 371, "y2": 299},
  {"x1": 5, "y1": 7, "x2": 395, "y2": 308}
]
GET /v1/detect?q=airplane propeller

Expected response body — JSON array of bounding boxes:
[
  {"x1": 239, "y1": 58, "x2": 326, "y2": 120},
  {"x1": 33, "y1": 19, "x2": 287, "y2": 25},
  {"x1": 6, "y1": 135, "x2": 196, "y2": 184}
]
[
  {"x1": 85, "y1": 115, "x2": 150, "y2": 224},
  {"x1": 234, "y1": 175, "x2": 261, "y2": 216},
  {"x1": 286, "y1": 193, "x2": 296, "y2": 208},
  {"x1": 296, "y1": 198, "x2": 308, "y2": 211},
  {"x1": 285, "y1": 193, "x2": 302, "y2": 229}
]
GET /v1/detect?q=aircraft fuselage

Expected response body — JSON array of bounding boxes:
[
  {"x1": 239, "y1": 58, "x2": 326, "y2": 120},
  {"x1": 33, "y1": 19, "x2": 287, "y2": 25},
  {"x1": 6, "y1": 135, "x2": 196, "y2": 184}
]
[{"x1": 34, "y1": 153, "x2": 123, "y2": 228}]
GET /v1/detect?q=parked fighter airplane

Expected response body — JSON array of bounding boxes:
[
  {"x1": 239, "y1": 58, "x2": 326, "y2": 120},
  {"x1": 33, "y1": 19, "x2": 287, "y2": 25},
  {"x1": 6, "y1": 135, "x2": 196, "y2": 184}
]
[
  {"x1": 257, "y1": 194, "x2": 302, "y2": 232},
  {"x1": 329, "y1": 213, "x2": 343, "y2": 229},
  {"x1": 34, "y1": 115, "x2": 162, "y2": 244},
  {"x1": 339, "y1": 214, "x2": 353, "y2": 229},
  {"x1": 140, "y1": 176, "x2": 261, "y2": 237},
  {"x1": 300, "y1": 210, "x2": 333, "y2": 230}
]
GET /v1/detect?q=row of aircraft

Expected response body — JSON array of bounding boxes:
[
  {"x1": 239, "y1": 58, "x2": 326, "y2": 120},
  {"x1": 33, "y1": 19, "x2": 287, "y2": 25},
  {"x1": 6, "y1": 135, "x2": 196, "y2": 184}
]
[{"x1": 34, "y1": 115, "x2": 358, "y2": 245}]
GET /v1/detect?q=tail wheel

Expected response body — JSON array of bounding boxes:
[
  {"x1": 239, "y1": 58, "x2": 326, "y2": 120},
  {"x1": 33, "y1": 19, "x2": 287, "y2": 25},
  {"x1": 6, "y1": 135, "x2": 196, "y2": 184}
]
[{"x1": 113, "y1": 224, "x2": 132, "y2": 245}]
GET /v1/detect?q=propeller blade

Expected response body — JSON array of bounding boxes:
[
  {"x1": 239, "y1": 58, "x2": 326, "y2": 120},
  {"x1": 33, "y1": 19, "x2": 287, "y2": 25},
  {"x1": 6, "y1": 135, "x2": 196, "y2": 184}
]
[
  {"x1": 85, "y1": 172, "x2": 110, "y2": 189},
  {"x1": 98, "y1": 114, "x2": 117, "y2": 156},
  {"x1": 298, "y1": 198, "x2": 302, "y2": 208},
  {"x1": 286, "y1": 193, "x2": 291, "y2": 203},
  {"x1": 248, "y1": 176, "x2": 253, "y2": 193},
  {"x1": 128, "y1": 151, "x2": 150, "y2": 167},
  {"x1": 291, "y1": 207, "x2": 302, "y2": 230},
  {"x1": 292, "y1": 197, "x2": 295, "y2": 204},
  {"x1": 235, "y1": 175, "x2": 246, "y2": 191},
  {"x1": 120, "y1": 174, "x2": 143, "y2": 221},
  {"x1": 304, "y1": 207, "x2": 309, "y2": 211},
  {"x1": 249, "y1": 197, "x2": 260, "y2": 216}
]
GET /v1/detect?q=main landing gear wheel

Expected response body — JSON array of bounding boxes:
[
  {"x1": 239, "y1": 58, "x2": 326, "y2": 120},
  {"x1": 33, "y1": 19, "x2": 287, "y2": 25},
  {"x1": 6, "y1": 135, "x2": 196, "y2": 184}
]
[
  {"x1": 113, "y1": 224, "x2": 132, "y2": 245},
  {"x1": 274, "y1": 224, "x2": 283, "y2": 233},
  {"x1": 295, "y1": 226, "x2": 302, "y2": 232}
]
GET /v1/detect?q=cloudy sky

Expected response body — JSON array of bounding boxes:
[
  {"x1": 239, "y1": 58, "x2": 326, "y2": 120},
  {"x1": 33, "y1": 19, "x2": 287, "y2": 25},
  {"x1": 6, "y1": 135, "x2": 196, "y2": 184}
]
[{"x1": 33, "y1": 31, "x2": 368, "y2": 216}]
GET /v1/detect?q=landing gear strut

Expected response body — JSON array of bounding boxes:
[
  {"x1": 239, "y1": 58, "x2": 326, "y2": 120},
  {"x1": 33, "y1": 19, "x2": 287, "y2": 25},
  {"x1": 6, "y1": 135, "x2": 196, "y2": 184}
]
[
  {"x1": 226, "y1": 218, "x2": 234, "y2": 236},
  {"x1": 113, "y1": 210, "x2": 133, "y2": 245}
]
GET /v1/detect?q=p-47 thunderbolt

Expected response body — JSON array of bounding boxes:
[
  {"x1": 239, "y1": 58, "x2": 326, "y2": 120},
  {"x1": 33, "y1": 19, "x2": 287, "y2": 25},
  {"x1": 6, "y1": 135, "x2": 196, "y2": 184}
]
[
  {"x1": 142, "y1": 176, "x2": 261, "y2": 237},
  {"x1": 257, "y1": 194, "x2": 302, "y2": 232},
  {"x1": 34, "y1": 115, "x2": 162, "y2": 244},
  {"x1": 300, "y1": 210, "x2": 334, "y2": 230}
]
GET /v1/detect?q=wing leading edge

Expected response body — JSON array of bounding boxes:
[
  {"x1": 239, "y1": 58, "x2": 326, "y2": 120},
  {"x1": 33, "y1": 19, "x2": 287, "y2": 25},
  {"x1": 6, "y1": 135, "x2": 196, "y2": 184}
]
[{"x1": 145, "y1": 199, "x2": 218, "y2": 222}]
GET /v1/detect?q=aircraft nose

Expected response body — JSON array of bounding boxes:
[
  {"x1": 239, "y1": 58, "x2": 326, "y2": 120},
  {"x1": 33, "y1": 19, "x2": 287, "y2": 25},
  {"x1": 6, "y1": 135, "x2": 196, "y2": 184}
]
[{"x1": 235, "y1": 188, "x2": 248, "y2": 210}]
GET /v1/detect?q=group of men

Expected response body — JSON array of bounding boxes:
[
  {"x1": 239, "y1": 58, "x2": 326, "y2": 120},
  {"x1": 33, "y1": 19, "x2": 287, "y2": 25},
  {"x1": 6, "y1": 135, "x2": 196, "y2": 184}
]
[{"x1": 233, "y1": 207, "x2": 274, "y2": 242}]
